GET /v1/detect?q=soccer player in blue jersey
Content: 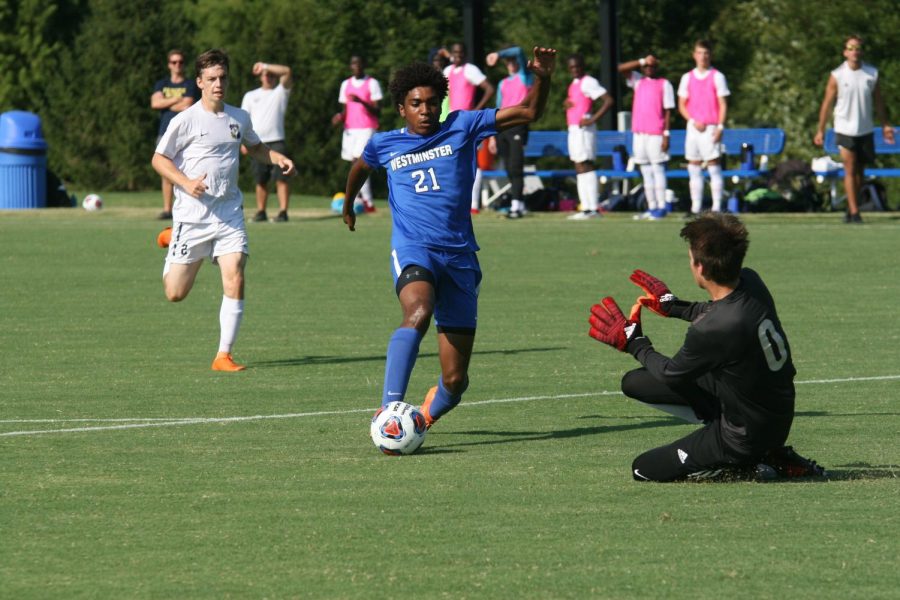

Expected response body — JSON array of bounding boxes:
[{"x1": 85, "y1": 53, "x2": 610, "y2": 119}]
[{"x1": 342, "y1": 46, "x2": 557, "y2": 428}]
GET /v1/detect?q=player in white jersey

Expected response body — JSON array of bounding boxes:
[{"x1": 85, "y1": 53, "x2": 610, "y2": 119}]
[
  {"x1": 152, "y1": 49, "x2": 295, "y2": 371},
  {"x1": 814, "y1": 35, "x2": 894, "y2": 223}
]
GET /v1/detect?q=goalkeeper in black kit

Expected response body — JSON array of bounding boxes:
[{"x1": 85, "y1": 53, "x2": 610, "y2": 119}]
[{"x1": 589, "y1": 213, "x2": 826, "y2": 482}]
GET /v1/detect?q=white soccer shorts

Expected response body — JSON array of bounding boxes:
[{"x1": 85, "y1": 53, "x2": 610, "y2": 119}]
[
  {"x1": 684, "y1": 125, "x2": 722, "y2": 162},
  {"x1": 341, "y1": 128, "x2": 375, "y2": 161},
  {"x1": 164, "y1": 219, "x2": 249, "y2": 269},
  {"x1": 567, "y1": 124, "x2": 597, "y2": 163},
  {"x1": 632, "y1": 132, "x2": 670, "y2": 165}
]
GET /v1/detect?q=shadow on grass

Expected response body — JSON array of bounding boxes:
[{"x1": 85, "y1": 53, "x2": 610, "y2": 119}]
[
  {"x1": 251, "y1": 345, "x2": 567, "y2": 368},
  {"x1": 796, "y1": 410, "x2": 900, "y2": 418},
  {"x1": 432, "y1": 418, "x2": 679, "y2": 449},
  {"x1": 825, "y1": 463, "x2": 898, "y2": 480}
]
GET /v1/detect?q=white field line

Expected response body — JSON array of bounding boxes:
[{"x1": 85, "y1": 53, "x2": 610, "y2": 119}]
[{"x1": 1, "y1": 374, "x2": 898, "y2": 438}]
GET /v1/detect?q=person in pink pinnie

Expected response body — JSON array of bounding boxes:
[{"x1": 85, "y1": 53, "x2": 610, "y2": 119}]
[
  {"x1": 618, "y1": 53, "x2": 675, "y2": 220},
  {"x1": 486, "y1": 45, "x2": 533, "y2": 219},
  {"x1": 564, "y1": 53, "x2": 614, "y2": 220},
  {"x1": 443, "y1": 42, "x2": 495, "y2": 213},
  {"x1": 677, "y1": 40, "x2": 730, "y2": 215},
  {"x1": 332, "y1": 55, "x2": 382, "y2": 212}
]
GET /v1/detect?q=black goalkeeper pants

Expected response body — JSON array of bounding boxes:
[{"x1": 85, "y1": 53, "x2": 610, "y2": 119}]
[{"x1": 622, "y1": 368, "x2": 747, "y2": 482}]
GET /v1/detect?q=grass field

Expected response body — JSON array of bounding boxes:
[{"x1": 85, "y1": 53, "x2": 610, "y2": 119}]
[{"x1": 2, "y1": 194, "x2": 898, "y2": 599}]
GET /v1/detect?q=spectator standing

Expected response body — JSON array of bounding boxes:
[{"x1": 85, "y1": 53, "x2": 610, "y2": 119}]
[
  {"x1": 443, "y1": 42, "x2": 495, "y2": 213},
  {"x1": 486, "y1": 46, "x2": 533, "y2": 219},
  {"x1": 814, "y1": 35, "x2": 894, "y2": 223},
  {"x1": 564, "y1": 53, "x2": 614, "y2": 220},
  {"x1": 618, "y1": 54, "x2": 675, "y2": 220},
  {"x1": 677, "y1": 40, "x2": 730, "y2": 215},
  {"x1": 241, "y1": 61, "x2": 293, "y2": 222},
  {"x1": 332, "y1": 55, "x2": 382, "y2": 213},
  {"x1": 151, "y1": 49, "x2": 198, "y2": 220}
]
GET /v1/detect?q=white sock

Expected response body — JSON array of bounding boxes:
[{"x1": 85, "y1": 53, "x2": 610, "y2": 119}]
[
  {"x1": 511, "y1": 199, "x2": 524, "y2": 212},
  {"x1": 218, "y1": 295, "x2": 244, "y2": 353},
  {"x1": 688, "y1": 164, "x2": 704, "y2": 213},
  {"x1": 652, "y1": 163, "x2": 667, "y2": 212},
  {"x1": 639, "y1": 164, "x2": 656, "y2": 210},
  {"x1": 358, "y1": 177, "x2": 373, "y2": 205},
  {"x1": 471, "y1": 169, "x2": 482, "y2": 210},
  {"x1": 708, "y1": 164, "x2": 723, "y2": 212},
  {"x1": 577, "y1": 171, "x2": 598, "y2": 211},
  {"x1": 638, "y1": 402, "x2": 703, "y2": 424}
]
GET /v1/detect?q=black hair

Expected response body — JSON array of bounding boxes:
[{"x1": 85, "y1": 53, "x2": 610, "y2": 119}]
[
  {"x1": 388, "y1": 62, "x2": 448, "y2": 107},
  {"x1": 680, "y1": 213, "x2": 749, "y2": 284}
]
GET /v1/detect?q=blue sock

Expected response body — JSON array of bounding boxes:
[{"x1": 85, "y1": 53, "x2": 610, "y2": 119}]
[
  {"x1": 381, "y1": 328, "x2": 424, "y2": 406},
  {"x1": 428, "y1": 376, "x2": 468, "y2": 420}
]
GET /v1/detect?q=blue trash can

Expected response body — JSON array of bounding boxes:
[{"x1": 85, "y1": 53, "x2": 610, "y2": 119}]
[{"x1": 0, "y1": 111, "x2": 48, "y2": 209}]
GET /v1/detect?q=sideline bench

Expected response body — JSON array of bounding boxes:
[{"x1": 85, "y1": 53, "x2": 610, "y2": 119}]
[
  {"x1": 481, "y1": 128, "x2": 785, "y2": 195},
  {"x1": 813, "y1": 128, "x2": 900, "y2": 208}
]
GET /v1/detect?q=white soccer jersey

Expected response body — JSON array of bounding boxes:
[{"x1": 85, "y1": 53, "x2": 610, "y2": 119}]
[
  {"x1": 156, "y1": 102, "x2": 260, "y2": 224},
  {"x1": 578, "y1": 75, "x2": 608, "y2": 101},
  {"x1": 240, "y1": 84, "x2": 290, "y2": 143},
  {"x1": 831, "y1": 62, "x2": 878, "y2": 136}
]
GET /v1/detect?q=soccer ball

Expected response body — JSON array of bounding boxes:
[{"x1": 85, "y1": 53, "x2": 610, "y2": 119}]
[
  {"x1": 370, "y1": 401, "x2": 427, "y2": 455},
  {"x1": 82, "y1": 193, "x2": 103, "y2": 211},
  {"x1": 330, "y1": 192, "x2": 345, "y2": 213},
  {"x1": 330, "y1": 192, "x2": 365, "y2": 215}
]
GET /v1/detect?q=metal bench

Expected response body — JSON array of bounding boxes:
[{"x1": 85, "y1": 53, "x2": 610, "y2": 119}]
[{"x1": 812, "y1": 128, "x2": 899, "y2": 208}]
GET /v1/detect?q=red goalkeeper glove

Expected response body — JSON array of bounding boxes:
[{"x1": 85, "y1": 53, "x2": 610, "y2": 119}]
[
  {"x1": 588, "y1": 297, "x2": 643, "y2": 352},
  {"x1": 629, "y1": 269, "x2": 676, "y2": 317}
]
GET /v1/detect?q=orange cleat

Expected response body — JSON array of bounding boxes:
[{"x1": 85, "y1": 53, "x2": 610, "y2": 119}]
[
  {"x1": 211, "y1": 352, "x2": 246, "y2": 372},
  {"x1": 470, "y1": 208, "x2": 480, "y2": 215},
  {"x1": 157, "y1": 226, "x2": 172, "y2": 248},
  {"x1": 420, "y1": 385, "x2": 438, "y2": 429}
]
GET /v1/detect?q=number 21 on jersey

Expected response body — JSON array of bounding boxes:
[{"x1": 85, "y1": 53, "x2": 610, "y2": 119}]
[{"x1": 411, "y1": 168, "x2": 441, "y2": 193}]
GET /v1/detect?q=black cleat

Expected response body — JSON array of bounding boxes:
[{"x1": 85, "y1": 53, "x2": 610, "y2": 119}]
[
  {"x1": 252, "y1": 210, "x2": 268, "y2": 222},
  {"x1": 759, "y1": 446, "x2": 828, "y2": 478},
  {"x1": 275, "y1": 211, "x2": 288, "y2": 222}
]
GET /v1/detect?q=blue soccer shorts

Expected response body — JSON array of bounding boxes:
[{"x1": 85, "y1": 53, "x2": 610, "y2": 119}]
[{"x1": 390, "y1": 246, "x2": 481, "y2": 330}]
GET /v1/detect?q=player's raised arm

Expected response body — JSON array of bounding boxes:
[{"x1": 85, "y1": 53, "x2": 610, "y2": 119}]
[{"x1": 495, "y1": 46, "x2": 557, "y2": 130}]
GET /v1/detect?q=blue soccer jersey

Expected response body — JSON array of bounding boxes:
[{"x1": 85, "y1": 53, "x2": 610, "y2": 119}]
[{"x1": 361, "y1": 109, "x2": 498, "y2": 252}]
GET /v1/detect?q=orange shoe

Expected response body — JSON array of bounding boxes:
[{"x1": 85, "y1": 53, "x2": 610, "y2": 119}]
[
  {"x1": 211, "y1": 352, "x2": 246, "y2": 372},
  {"x1": 157, "y1": 226, "x2": 172, "y2": 248},
  {"x1": 420, "y1": 385, "x2": 438, "y2": 429}
]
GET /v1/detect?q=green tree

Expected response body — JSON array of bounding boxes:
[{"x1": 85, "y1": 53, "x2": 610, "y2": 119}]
[
  {"x1": 0, "y1": 0, "x2": 84, "y2": 112},
  {"x1": 41, "y1": 0, "x2": 194, "y2": 189}
]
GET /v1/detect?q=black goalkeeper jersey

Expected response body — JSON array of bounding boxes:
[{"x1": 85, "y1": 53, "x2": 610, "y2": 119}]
[{"x1": 628, "y1": 268, "x2": 796, "y2": 455}]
